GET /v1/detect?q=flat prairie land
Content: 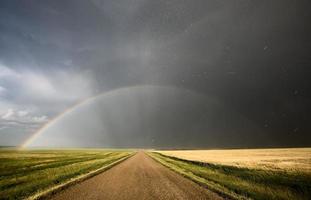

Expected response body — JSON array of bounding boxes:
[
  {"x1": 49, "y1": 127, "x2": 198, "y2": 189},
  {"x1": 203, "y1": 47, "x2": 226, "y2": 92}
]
[
  {"x1": 156, "y1": 148, "x2": 311, "y2": 172},
  {"x1": 1, "y1": 148, "x2": 310, "y2": 200},
  {"x1": 151, "y1": 148, "x2": 311, "y2": 200},
  {"x1": 0, "y1": 149, "x2": 132, "y2": 199}
]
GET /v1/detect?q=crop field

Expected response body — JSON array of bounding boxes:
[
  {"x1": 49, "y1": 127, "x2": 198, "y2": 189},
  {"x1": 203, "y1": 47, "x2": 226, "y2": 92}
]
[
  {"x1": 0, "y1": 149, "x2": 132, "y2": 200},
  {"x1": 156, "y1": 148, "x2": 311, "y2": 171},
  {"x1": 150, "y1": 148, "x2": 311, "y2": 200}
]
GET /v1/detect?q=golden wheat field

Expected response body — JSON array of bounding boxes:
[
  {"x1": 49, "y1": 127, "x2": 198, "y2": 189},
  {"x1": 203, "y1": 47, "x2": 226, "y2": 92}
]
[{"x1": 157, "y1": 148, "x2": 311, "y2": 172}]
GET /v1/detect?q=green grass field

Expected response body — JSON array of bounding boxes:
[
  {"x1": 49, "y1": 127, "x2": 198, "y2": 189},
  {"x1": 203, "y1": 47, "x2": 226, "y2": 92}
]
[
  {"x1": 0, "y1": 149, "x2": 132, "y2": 200},
  {"x1": 149, "y1": 152, "x2": 311, "y2": 200}
]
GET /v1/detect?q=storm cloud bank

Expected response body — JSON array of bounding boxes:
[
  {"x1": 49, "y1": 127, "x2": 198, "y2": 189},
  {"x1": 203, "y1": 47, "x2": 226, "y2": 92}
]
[
  {"x1": 29, "y1": 86, "x2": 262, "y2": 148},
  {"x1": 0, "y1": 0, "x2": 310, "y2": 147}
]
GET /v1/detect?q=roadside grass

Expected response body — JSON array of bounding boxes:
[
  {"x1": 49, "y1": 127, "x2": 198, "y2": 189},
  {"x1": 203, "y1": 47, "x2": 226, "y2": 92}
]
[
  {"x1": 149, "y1": 152, "x2": 311, "y2": 200},
  {"x1": 0, "y1": 149, "x2": 132, "y2": 200}
]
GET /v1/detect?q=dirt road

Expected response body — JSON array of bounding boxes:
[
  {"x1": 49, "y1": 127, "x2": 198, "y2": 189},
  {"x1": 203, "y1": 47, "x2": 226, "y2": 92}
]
[{"x1": 50, "y1": 152, "x2": 222, "y2": 200}]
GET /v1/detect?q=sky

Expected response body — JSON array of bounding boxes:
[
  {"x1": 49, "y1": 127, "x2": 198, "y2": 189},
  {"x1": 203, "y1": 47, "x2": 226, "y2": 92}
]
[{"x1": 0, "y1": 0, "x2": 310, "y2": 148}]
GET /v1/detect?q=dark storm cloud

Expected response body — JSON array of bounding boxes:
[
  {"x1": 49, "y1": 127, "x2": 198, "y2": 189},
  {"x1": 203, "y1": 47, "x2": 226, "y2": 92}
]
[
  {"x1": 30, "y1": 86, "x2": 264, "y2": 148},
  {"x1": 0, "y1": 0, "x2": 310, "y2": 147}
]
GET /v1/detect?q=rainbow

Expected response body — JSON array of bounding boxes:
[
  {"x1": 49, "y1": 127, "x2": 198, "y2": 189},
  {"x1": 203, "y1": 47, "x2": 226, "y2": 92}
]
[{"x1": 20, "y1": 85, "x2": 151, "y2": 148}]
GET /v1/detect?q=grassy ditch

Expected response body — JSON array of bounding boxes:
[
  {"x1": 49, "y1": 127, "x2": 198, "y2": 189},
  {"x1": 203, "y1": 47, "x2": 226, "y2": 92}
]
[
  {"x1": 0, "y1": 149, "x2": 132, "y2": 199},
  {"x1": 149, "y1": 152, "x2": 311, "y2": 200}
]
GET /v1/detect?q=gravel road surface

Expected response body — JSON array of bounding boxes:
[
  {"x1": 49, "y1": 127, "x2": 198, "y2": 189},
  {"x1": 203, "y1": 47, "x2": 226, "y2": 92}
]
[{"x1": 50, "y1": 152, "x2": 223, "y2": 200}]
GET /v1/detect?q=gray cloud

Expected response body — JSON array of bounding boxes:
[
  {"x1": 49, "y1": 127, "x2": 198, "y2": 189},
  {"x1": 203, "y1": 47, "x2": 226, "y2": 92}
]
[
  {"x1": 0, "y1": 0, "x2": 310, "y2": 147},
  {"x1": 30, "y1": 86, "x2": 263, "y2": 148}
]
